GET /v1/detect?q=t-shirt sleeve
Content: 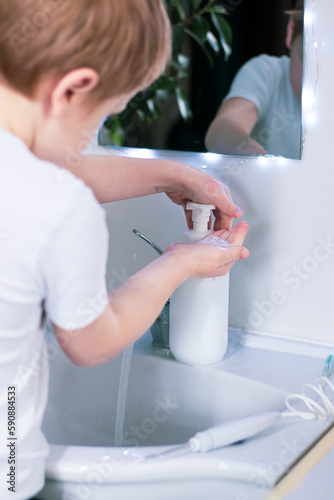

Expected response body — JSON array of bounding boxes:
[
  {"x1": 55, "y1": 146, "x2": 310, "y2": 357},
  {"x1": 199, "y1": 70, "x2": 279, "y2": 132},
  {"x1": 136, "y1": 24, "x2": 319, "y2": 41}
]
[
  {"x1": 224, "y1": 55, "x2": 278, "y2": 122},
  {"x1": 40, "y1": 183, "x2": 109, "y2": 331}
]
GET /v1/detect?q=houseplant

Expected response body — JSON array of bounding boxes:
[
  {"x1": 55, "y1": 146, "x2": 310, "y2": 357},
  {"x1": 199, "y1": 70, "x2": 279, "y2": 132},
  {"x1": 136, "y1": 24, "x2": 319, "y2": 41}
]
[{"x1": 102, "y1": 0, "x2": 232, "y2": 147}]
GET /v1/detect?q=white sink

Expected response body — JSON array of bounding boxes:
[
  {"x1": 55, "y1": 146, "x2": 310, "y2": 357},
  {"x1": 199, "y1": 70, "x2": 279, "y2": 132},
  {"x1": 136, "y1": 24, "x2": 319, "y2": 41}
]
[
  {"x1": 43, "y1": 348, "x2": 285, "y2": 448},
  {"x1": 40, "y1": 342, "x2": 287, "y2": 500}
]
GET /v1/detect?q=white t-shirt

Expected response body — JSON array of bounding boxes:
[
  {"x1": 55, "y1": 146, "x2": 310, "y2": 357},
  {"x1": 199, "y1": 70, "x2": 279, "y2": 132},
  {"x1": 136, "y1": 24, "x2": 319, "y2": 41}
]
[
  {"x1": 0, "y1": 129, "x2": 109, "y2": 499},
  {"x1": 224, "y1": 54, "x2": 301, "y2": 159}
]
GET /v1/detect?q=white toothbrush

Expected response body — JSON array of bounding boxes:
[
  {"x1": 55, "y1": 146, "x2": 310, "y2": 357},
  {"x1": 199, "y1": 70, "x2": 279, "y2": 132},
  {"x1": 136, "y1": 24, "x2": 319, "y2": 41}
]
[
  {"x1": 145, "y1": 368, "x2": 334, "y2": 461},
  {"x1": 188, "y1": 411, "x2": 281, "y2": 452},
  {"x1": 145, "y1": 411, "x2": 281, "y2": 460}
]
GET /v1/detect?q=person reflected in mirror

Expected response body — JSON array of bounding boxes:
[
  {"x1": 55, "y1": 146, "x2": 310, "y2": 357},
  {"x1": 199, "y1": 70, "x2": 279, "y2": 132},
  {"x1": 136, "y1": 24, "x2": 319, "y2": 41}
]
[{"x1": 205, "y1": 1, "x2": 303, "y2": 160}]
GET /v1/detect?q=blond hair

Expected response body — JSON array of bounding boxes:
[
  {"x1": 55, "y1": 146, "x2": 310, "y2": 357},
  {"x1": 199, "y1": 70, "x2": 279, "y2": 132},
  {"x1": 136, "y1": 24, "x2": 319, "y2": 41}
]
[{"x1": 0, "y1": 0, "x2": 171, "y2": 102}]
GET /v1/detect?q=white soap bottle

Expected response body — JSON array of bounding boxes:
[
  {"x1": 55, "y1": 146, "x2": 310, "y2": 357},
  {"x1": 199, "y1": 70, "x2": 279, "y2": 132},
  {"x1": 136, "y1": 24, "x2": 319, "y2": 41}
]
[{"x1": 169, "y1": 202, "x2": 229, "y2": 366}]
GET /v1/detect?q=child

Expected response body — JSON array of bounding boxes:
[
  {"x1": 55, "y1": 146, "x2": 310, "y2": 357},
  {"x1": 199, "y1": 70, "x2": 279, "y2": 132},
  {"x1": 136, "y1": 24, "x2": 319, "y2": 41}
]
[
  {"x1": 205, "y1": 0, "x2": 303, "y2": 159},
  {"x1": 0, "y1": 1, "x2": 249, "y2": 498}
]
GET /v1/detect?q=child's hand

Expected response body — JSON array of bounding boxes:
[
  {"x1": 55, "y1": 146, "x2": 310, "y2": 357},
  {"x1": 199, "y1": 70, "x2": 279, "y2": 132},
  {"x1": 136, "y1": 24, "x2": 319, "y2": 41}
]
[
  {"x1": 165, "y1": 170, "x2": 241, "y2": 231},
  {"x1": 165, "y1": 221, "x2": 249, "y2": 280}
]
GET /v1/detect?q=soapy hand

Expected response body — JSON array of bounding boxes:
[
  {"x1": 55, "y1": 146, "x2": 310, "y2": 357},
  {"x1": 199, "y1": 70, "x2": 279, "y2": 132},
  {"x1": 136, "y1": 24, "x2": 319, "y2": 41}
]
[
  {"x1": 166, "y1": 221, "x2": 249, "y2": 280},
  {"x1": 164, "y1": 166, "x2": 242, "y2": 231}
]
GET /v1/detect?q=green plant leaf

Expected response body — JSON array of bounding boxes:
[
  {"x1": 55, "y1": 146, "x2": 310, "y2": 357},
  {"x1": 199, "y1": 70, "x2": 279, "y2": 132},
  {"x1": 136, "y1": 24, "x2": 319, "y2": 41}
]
[
  {"x1": 109, "y1": 132, "x2": 123, "y2": 147},
  {"x1": 153, "y1": 77, "x2": 179, "y2": 91},
  {"x1": 177, "y1": 53, "x2": 190, "y2": 69},
  {"x1": 137, "y1": 109, "x2": 146, "y2": 121},
  {"x1": 171, "y1": 0, "x2": 186, "y2": 21},
  {"x1": 163, "y1": 0, "x2": 173, "y2": 17},
  {"x1": 156, "y1": 89, "x2": 169, "y2": 101},
  {"x1": 147, "y1": 99, "x2": 155, "y2": 114},
  {"x1": 191, "y1": 0, "x2": 203, "y2": 11},
  {"x1": 172, "y1": 23, "x2": 185, "y2": 50},
  {"x1": 210, "y1": 12, "x2": 232, "y2": 60},
  {"x1": 138, "y1": 100, "x2": 157, "y2": 122},
  {"x1": 206, "y1": 5, "x2": 227, "y2": 15},
  {"x1": 145, "y1": 99, "x2": 162, "y2": 120},
  {"x1": 184, "y1": 27, "x2": 214, "y2": 66},
  {"x1": 192, "y1": 15, "x2": 210, "y2": 45},
  {"x1": 106, "y1": 115, "x2": 125, "y2": 146},
  {"x1": 206, "y1": 31, "x2": 220, "y2": 53},
  {"x1": 175, "y1": 87, "x2": 192, "y2": 121}
]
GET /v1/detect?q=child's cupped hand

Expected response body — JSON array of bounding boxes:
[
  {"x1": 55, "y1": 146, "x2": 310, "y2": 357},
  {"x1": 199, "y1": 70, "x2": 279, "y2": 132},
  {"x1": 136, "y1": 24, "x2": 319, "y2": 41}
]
[{"x1": 165, "y1": 221, "x2": 249, "y2": 280}]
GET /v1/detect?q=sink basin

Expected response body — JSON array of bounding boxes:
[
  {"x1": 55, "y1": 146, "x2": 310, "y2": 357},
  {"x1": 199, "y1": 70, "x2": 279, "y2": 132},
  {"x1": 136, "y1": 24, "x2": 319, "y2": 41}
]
[
  {"x1": 40, "y1": 340, "x2": 287, "y2": 500},
  {"x1": 43, "y1": 347, "x2": 285, "y2": 448}
]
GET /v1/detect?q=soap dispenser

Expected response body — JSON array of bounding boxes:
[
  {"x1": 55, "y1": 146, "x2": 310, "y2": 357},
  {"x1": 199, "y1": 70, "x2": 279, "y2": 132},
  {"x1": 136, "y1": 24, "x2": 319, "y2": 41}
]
[{"x1": 169, "y1": 202, "x2": 229, "y2": 366}]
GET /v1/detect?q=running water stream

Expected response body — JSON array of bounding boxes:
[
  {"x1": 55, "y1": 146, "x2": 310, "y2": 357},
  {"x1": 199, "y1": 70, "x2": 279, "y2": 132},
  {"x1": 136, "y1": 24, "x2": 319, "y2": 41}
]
[{"x1": 114, "y1": 343, "x2": 134, "y2": 446}]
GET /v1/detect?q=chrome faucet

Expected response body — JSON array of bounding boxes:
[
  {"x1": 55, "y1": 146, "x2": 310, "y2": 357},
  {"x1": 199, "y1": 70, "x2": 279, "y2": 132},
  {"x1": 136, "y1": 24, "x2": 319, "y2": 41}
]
[
  {"x1": 132, "y1": 229, "x2": 170, "y2": 350},
  {"x1": 132, "y1": 228, "x2": 164, "y2": 256}
]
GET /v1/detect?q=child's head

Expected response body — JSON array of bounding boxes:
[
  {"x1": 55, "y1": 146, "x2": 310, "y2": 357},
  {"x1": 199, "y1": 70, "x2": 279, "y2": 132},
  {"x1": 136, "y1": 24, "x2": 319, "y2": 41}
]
[
  {"x1": 0, "y1": 0, "x2": 171, "y2": 162},
  {"x1": 0, "y1": 0, "x2": 171, "y2": 104}
]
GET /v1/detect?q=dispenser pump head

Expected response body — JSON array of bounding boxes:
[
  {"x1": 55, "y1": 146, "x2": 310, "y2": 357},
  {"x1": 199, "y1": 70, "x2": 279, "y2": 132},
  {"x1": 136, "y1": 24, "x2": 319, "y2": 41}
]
[{"x1": 186, "y1": 202, "x2": 215, "y2": 233}]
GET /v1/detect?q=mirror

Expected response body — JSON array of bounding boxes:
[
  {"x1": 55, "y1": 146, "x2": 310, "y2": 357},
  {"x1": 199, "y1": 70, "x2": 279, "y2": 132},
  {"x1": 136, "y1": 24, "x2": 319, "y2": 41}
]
[{"x1": 99, "y1": 0, "x2": 303, "y2": 160}]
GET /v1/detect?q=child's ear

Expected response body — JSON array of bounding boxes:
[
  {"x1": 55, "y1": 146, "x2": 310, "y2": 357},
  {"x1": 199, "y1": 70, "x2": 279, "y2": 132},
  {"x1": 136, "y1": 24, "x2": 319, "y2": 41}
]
[
  {"x1": 285, "y1": 17, "x2": 295, "y2": 50},
  {"x1": 51, "y1": 68, "x2": 99, "y2": 117}
]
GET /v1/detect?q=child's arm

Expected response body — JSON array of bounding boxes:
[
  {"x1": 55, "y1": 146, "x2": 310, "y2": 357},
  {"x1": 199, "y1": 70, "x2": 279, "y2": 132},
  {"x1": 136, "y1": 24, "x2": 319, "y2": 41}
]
[
  {"x1": 205, "y1": 97, "x2": 267, "y2": 156},
  {"x1": 62, "y1": 155, "x2": 242, "y2": 231},
  {"x1": 52, "y1": 221, "x2": 249, "y2": 367}
]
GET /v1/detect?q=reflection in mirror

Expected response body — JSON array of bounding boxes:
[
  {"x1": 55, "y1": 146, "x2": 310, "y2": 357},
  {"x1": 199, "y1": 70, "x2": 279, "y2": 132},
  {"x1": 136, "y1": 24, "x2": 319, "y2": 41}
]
[
  {"x1": 99, "y1": 0, "x2": 304, "y2": 160},
  {"x1": 205, "y1": 0, "x2": 303, "y2": 160}
]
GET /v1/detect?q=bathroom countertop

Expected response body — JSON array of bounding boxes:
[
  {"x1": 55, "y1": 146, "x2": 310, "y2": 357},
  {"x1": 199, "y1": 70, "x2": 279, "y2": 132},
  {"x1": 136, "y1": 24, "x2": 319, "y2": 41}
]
[
  {"x1": 135, "y1": 328, "x2": 329, "y2": 395},
  {"x1": 282, "y1": 447, "x2": 334, "y2": 500},
  {"x1": 134, "y1": 329, "x2": 334, "y2": 499}
]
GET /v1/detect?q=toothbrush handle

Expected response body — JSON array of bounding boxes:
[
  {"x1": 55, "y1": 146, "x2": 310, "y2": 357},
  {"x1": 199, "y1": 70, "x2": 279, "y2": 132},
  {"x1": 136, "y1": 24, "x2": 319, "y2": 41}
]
[{"x1": 189, "y1": 411, "x2": 281, "y2": 452}]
